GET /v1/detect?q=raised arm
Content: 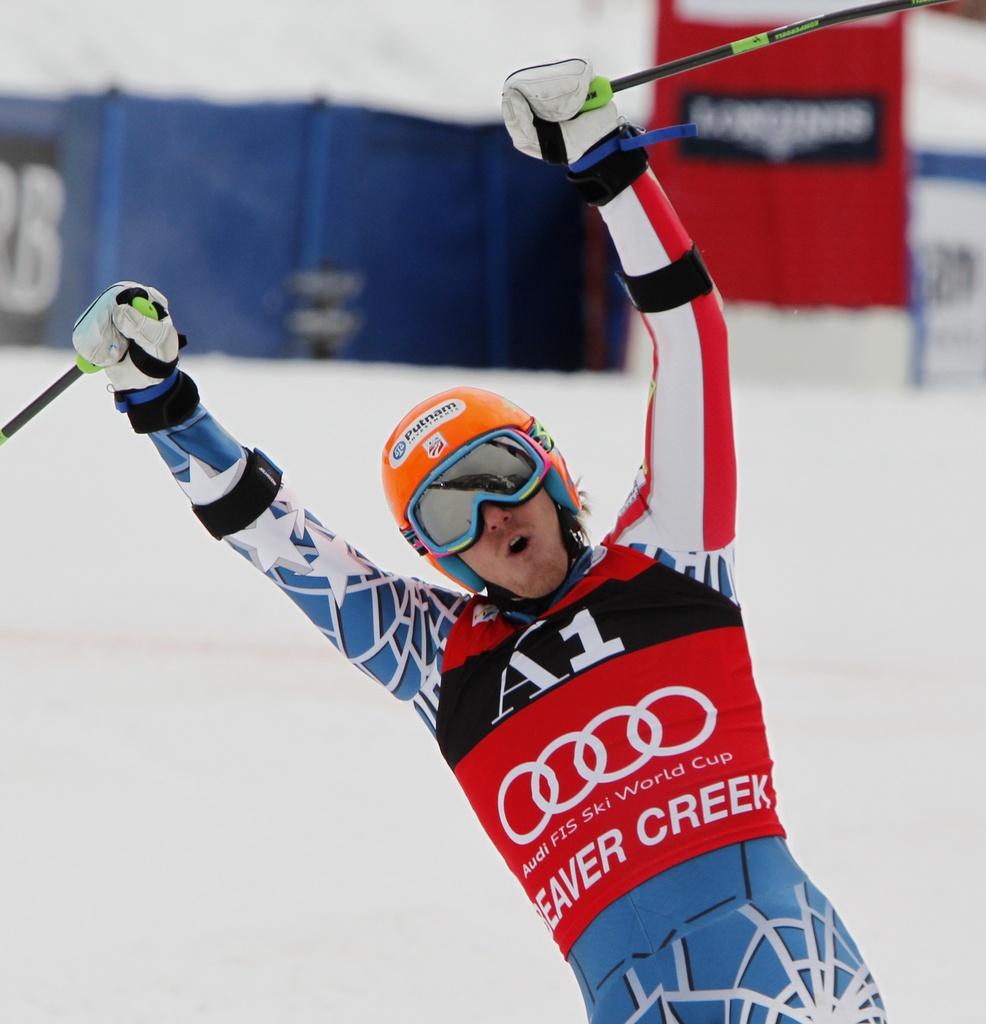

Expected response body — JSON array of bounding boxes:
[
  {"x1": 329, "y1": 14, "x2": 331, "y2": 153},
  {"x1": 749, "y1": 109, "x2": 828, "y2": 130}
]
[
  {"x1": 503, "y1": 59, "x2": 738, "y2": 600},
  {"x1": 599, "y1": 172, "x2": 736, "y2": 559},
  {"x1": 72, "y1": 282, "x2": 468, "y2": 734}
]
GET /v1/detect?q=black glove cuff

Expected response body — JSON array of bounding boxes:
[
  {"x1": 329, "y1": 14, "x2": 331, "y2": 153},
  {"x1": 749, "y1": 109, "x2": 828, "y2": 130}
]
[
  {"x1": 193, "y1": 449, "x2": 283, "y2": 540},
  {"x1": 122, "y1": 371, "x2": 200, "y2": 434},
  {"x1": 566, "y1": 132, "x2": 648, "y2": 207}
]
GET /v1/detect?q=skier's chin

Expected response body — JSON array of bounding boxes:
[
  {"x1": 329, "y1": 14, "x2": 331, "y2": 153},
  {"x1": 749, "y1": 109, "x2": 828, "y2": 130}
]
[{"x1": 492, "y1": 548, "x2": 569, "y2": 599}]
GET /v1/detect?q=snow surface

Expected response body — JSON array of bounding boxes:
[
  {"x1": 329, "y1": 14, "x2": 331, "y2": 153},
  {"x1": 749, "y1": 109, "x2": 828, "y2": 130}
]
[
  {"x1": 1, "y1": 350, "x2": 983, "y2": 1023},
  {"x1": 1, "y1": 1, "x2": 985, "y2": 151},
  {"x1": 0, "y1": 0, "x2": 658, "y2": 124}
]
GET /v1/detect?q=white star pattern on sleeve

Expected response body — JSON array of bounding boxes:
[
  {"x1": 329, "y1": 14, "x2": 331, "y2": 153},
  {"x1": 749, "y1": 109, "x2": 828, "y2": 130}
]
[
  {"x1": 305, "y1": 525, "x2": 378, "y2": 607},
  {"x1": 272, "y1": 484, "x2": 309, "y2": 540},
  {"x1": 177, "y1": 454, "x2": 244, "y2": 506},
  {"x1": 226, "y1": 507, "x2": 313, "y2": 574},
  {"x1": 149, "y1": 404, "x2": 467, "y2": 730}
]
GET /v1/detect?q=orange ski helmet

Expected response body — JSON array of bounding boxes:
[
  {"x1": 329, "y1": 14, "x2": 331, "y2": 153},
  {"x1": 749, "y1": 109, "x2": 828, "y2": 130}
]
[{"x1": 382, "y1": 386, "x2": 581, "y2": 591}]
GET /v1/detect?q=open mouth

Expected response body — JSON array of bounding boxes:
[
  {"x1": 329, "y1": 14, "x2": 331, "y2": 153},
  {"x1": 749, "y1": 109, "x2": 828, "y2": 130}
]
[{"x1": 508, "y1": 536, "x2": 528, "y2": 555}]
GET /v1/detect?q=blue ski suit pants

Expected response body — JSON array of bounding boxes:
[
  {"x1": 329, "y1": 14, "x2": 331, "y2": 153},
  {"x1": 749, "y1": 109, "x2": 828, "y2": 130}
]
[{"x1": 567, "y1": 838, "x2": 886, "y2": 1023}]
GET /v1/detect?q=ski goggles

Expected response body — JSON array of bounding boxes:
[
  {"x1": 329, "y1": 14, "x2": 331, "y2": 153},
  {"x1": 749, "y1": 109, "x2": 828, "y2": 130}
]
[{"x1": 407, "y1": 429, "x2": 549, "y2": 556}]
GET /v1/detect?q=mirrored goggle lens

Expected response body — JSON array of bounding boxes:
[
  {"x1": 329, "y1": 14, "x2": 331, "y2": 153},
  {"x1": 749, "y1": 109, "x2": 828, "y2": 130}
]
[{"x1": 413, "y1": 436, "x2": 542, "y2": 548}]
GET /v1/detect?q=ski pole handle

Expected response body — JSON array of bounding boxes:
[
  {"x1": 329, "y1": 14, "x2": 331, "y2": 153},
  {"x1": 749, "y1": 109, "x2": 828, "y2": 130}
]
[
  {"x1": 580, "y1": 0, "x2": 956, "y2": 111},
  {"x1": 580, "y1": 77, "x2": 615, "y2": 113},
  {"x1": 0, "y1": 295, "x2": 159, "y2": 447},
  {"x1": 0, "y1": 357, "x2": 98, "y2": 446}
]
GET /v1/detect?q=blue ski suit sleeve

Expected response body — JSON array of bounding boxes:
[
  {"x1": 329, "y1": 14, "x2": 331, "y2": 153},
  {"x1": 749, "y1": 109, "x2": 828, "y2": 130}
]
[{"x1": 147, "y1": 403, "x2": 469, "y2": 735}]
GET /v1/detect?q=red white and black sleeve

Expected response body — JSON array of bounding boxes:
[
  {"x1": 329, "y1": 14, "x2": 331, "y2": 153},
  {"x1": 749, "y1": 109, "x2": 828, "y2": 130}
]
[{"x1": 596, "y1": 167, "x2": 739, "y2": 601}]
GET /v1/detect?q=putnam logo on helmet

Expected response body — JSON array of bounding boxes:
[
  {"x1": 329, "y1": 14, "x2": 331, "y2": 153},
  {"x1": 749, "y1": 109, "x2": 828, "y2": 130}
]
[{"x1": 389, "y1": 400, "x2": 466, "y2": 468}]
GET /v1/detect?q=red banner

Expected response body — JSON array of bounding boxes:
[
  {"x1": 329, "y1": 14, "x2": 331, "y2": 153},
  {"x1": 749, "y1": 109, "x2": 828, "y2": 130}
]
[{"x1": 650, "y1": 0, "x2": 907, "y2": 307}]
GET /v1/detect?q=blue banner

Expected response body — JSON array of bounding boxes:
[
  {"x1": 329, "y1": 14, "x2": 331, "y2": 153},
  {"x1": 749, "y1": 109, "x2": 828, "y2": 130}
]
[{"x1": 42, "y1": 92, "x2": 625, "y2": 369}]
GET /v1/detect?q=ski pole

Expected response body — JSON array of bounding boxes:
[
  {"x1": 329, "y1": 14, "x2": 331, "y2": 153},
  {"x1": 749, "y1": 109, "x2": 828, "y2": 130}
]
[
  {"x1": 581, "y1": 0, "x2": 956, "y2": 110},
  {"x1": 0, "y1": 295, "x2": 160, "y2": 447}
]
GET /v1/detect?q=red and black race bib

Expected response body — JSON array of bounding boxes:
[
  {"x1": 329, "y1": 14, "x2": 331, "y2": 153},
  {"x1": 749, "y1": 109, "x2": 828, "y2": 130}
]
[{"x1": 438, "y1": 545, "x2": 784, "y2": 955}]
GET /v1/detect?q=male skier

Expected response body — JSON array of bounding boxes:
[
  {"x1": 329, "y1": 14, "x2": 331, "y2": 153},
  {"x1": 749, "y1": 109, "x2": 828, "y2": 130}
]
[{"x1": 72, "y1": 59, "x2": 886, "y2": 1023}]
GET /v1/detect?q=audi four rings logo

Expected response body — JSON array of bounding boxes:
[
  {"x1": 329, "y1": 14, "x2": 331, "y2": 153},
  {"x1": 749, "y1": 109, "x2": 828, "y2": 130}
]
[{"x1": 497, "y1": 686, "x2": 718, "y2": 845}]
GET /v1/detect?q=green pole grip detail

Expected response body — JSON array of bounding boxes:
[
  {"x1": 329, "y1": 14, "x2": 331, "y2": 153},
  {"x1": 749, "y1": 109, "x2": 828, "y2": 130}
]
[
  {"x1": 0, "y1": 430, "x2": 8, "y2": 446},
  {"x1": 75, "y1": 354, "x2": 102, "y2": 374},
  {"x1": 580, "y1": 76, "x2": 614, "y2": 113},
  {"x1": 731, "y1": 33, "x2": 770, "y2": 55},
  {"x1": 130, "y1": 295, "x2": 159, "y2": 320}
]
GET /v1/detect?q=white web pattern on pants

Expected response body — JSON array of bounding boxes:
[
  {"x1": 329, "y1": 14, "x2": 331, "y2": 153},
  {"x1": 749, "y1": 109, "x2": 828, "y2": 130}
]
[{"x1": 619, "y1": 883, "x2": 885, "y2": 1024}]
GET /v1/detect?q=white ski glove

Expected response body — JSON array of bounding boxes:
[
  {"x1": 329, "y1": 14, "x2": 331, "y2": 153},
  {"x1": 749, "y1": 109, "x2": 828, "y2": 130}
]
[
  {"x1": 72, "y1": 282, "x2": 181, "y2": 392},
  {"x1": 502, "y1": 58, "x2": 621, "y2": 165}
]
